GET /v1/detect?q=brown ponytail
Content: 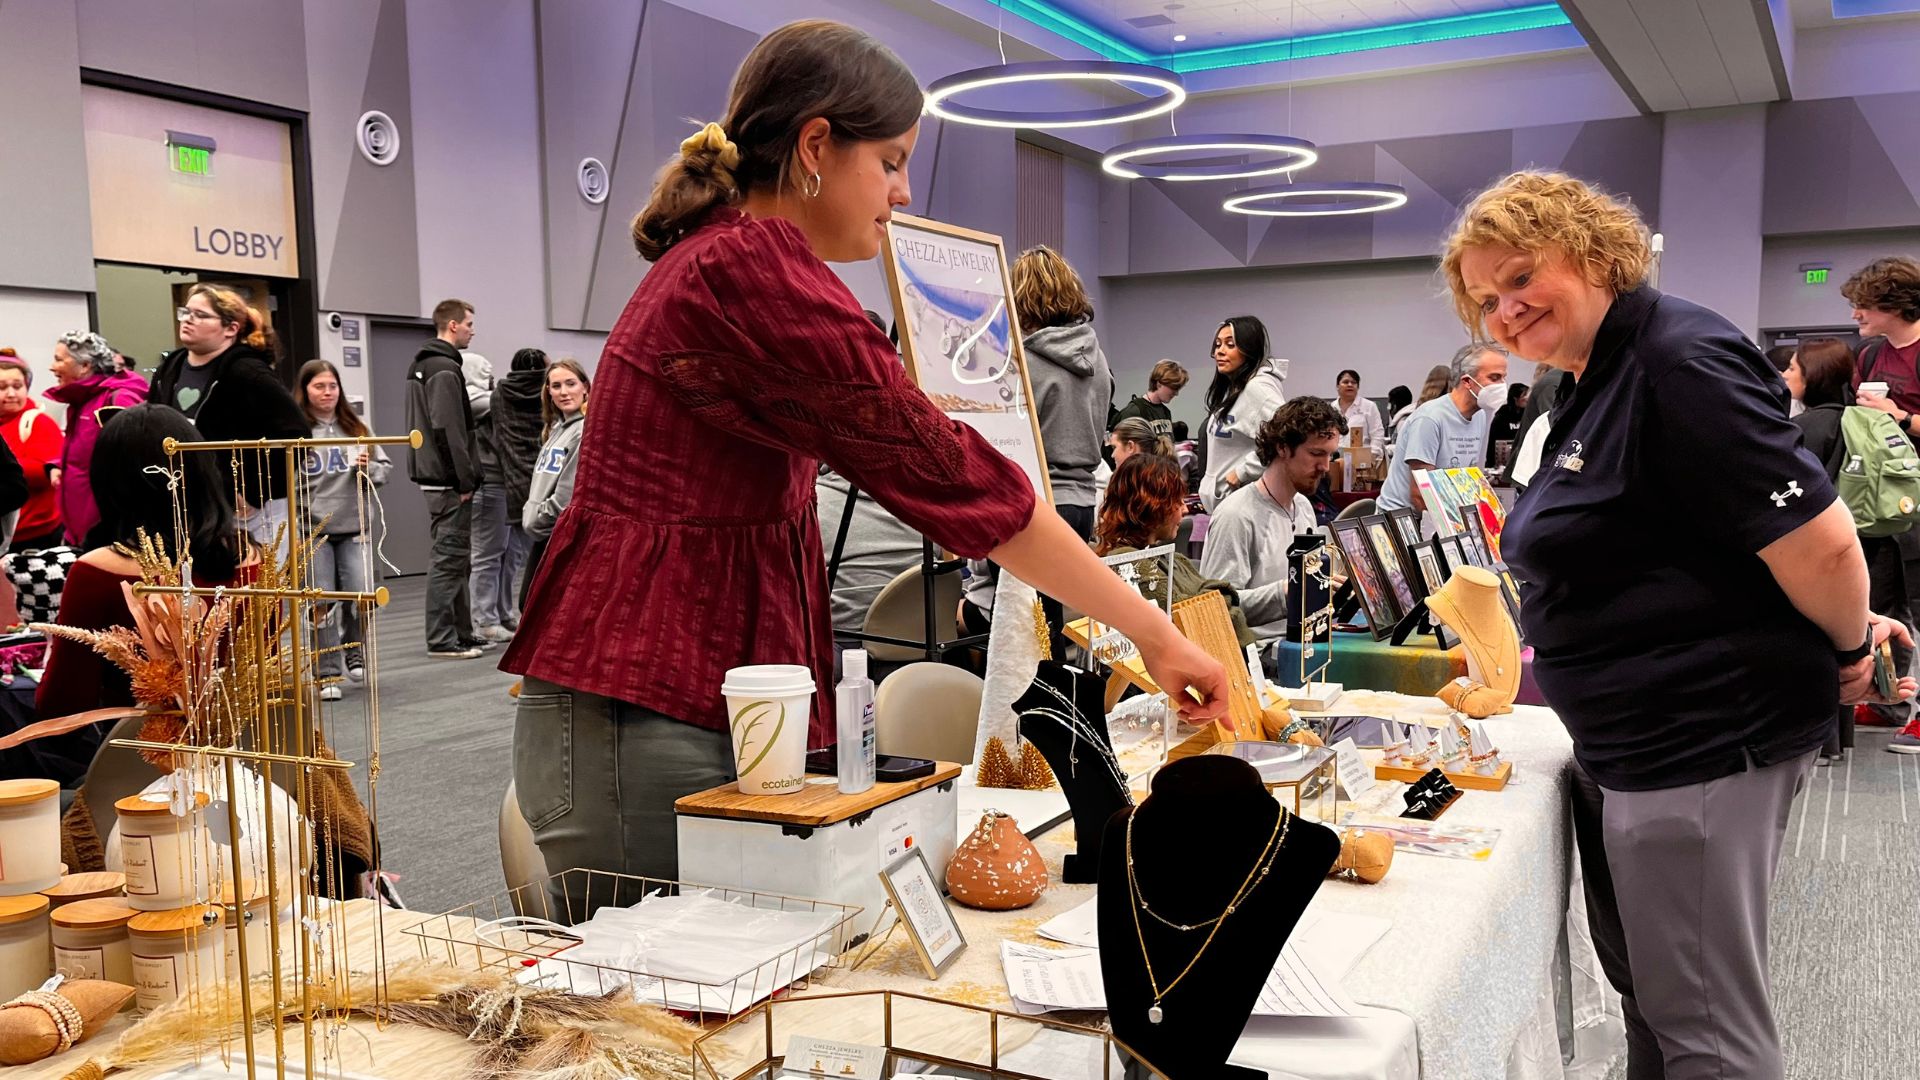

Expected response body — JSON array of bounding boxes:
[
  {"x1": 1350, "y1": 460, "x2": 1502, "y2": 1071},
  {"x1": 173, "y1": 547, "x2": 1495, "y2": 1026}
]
[{"x1": 630, "y1": 19, "x2": 922, "y2": 262}]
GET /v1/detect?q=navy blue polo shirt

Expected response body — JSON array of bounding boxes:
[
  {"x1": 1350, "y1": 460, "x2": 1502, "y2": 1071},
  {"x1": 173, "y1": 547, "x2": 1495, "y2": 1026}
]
[{"x1": 1503, "y1": 287, "x2": 1838, "y2": 792}]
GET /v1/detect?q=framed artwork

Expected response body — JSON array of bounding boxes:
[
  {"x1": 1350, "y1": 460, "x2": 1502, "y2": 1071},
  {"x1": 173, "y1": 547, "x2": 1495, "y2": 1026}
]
[
  {"x1": 882, "y1": 213, "x2": 1052, "y2": 504},
  {"x1": 1331, "y1": 518, "x2": 1401, "y2": 639},
  {"x1": 1446, "y1": 536, "x2": 1476, "y2": 576},
  {"x1": 876, "y1": 848, "x2": 967, "y2": 978},
  {"x1": 1361, "y1": 515, "x2": 1418, "y2": 616},
  {"x1": 1384, "y1": 507, "x2": 1426, "y2": 599},
  {"x1": 1410, "y1": 541, "x2": 1460, "y2": 650}
]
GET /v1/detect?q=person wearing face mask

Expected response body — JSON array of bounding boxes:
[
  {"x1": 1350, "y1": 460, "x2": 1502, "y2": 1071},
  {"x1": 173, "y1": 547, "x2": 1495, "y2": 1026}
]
[
  {"x1": 1199, "y1": 397, "x2": 1343, "y2": 639},
  {"x1": 1377, "y1": 343, "x2": 1509, "y2": 514},
  {"x1": 1448, "y1": 171, "x2": 1914, "y2": 1080},
  {"x1": 501, "y1": 20, "x2": 1228, "y2": 903},
  {"x1": 1199, "y1": 315, "x2": 1287, "y2": 512}
]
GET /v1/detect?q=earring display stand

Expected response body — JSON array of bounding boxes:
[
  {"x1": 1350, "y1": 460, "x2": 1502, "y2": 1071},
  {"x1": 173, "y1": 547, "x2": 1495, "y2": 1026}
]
[{"x1": 1014, "y1": 661, "x2": 1132, "y2": 885}]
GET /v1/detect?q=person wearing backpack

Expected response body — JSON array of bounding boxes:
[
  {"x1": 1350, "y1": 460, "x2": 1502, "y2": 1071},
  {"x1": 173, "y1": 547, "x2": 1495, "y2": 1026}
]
[{"x1": 1791, "y1": 337, "x2": 1920, "y2": 755}]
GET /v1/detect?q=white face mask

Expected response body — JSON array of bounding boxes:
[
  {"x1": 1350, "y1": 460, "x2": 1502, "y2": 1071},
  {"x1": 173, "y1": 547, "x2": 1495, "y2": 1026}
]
[{"x1": 1473, "y1": 379, "x2": 1507, "y2": 415}]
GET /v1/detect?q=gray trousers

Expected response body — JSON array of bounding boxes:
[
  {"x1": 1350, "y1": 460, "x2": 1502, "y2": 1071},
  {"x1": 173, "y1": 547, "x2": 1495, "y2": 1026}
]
[
  {"x1": 423, "y1": 490, "x2": 472, "y2": 651},
  {"x1": 468, "y1": 481, "x2": 528, "y2": 630},
  {"x1": 1572, "y1": 752, "x2": 1814, "y2": 1080},
  {"x1": 512, "y1": 677, "x2": 734, "y2": 922}
]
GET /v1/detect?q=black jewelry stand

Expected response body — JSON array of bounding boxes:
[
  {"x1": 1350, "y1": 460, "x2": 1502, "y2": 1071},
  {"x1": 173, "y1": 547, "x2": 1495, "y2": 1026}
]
[
  {"x1": 1099, "y1": 756, "x2": 1340, "y2": 1079},
  {"x1": 1014, "y1": 661, "x2": 1130, "y2": 885}
]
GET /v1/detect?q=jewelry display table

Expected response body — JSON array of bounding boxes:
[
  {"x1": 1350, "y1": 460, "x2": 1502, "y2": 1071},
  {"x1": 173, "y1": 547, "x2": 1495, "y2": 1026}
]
[{"x1": 1270, "y1": 631, "x2": 1547, "y2": 706}]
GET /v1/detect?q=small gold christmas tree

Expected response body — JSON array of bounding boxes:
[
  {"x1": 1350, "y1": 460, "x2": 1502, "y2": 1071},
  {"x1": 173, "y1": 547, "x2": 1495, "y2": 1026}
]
[
  {"x1": 976, "y1": 736, "x2": 1018, "y2": 787},
  {"x1": 1014, "y1": 742, "x2": 1057, "y2": 790}
]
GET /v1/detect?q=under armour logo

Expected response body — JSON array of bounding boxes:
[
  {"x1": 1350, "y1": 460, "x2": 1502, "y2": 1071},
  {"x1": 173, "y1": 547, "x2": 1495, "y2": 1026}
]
[{"x1": 1770, "y1": 481, "x2": 1804, "y2": 508}]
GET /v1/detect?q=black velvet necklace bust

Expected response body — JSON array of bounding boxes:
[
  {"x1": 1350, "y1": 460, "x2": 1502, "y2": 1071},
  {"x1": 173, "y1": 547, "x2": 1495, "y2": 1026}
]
[
  {"x1": 1100, "y1": 755, "x2": 1339, "y2": 1079},
  {"x1": 1014, "y1": 660, "x2": 1131, "y2": 884}
]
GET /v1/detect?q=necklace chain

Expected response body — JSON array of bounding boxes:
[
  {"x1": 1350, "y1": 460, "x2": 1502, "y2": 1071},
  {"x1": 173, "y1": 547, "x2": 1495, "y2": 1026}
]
[
  {"x1": 1124, "y1": 802, "x2": 1289, "y2": 1022},
  {"x1": 1426, "y1": 587, "x2": 1514, "y2": 676},
  {"x1": 1021, "y1": 676, "x2": 1132, "y2": 796}
]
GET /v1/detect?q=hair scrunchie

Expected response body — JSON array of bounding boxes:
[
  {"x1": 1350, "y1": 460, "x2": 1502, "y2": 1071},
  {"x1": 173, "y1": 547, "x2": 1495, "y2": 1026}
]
[{"x1": 679, "y1": 122, "x2": 741, "y2": 176}]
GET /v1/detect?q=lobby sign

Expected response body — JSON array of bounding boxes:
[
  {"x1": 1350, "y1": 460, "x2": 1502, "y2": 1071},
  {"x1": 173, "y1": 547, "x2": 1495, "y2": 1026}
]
[
  {"x1": 882, "y1": 213, "x2": 1052, "y2": 505},
  {"x1": 81, "y1": 86, "x2": 299, "y2": 278}
]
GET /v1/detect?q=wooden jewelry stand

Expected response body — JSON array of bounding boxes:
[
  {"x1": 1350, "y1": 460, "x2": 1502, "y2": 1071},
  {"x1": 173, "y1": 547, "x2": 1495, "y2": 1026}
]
[{"x1": 1376, "y1": 759, "x2": 1512, "y2": 791}]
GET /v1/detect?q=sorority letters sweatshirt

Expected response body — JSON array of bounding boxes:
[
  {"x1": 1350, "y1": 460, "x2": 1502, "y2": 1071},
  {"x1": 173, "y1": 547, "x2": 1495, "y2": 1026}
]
[
  {"x1": 302, "y1": 417, "x2": 392, "y2": 535},
  {"x1": 523, "y1": 412, "x2": 585, "y2": 541},
  {"x1": 1022, "y1": 319, "x2": 1113, "y2": 508}
]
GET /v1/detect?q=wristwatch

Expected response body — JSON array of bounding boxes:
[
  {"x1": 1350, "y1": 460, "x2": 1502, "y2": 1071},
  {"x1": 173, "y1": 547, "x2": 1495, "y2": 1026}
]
[{"x1": 1836, "y1": 629, "x2": 1874, "y2": 666}]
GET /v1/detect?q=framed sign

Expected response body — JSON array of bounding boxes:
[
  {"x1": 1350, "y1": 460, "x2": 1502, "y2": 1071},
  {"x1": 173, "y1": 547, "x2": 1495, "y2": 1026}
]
[
  {"x1": 877, "y1": 848, "x2": 966, "y2": 978},
  {"x1": 882, "y1": 213, "x2": 1052, "y2": 504}
]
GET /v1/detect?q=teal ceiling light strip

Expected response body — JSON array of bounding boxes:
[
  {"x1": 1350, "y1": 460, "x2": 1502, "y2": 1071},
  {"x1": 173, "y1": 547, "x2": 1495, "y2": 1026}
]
[{"x1": 983, "y1": 1, "x2": 1572, "y2": 73}]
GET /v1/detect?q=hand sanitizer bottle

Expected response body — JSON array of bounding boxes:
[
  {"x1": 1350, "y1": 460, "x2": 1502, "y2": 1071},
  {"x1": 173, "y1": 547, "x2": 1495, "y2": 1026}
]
[{"x1": 836, "y1": 650, "x2": 877, "y2": 794}]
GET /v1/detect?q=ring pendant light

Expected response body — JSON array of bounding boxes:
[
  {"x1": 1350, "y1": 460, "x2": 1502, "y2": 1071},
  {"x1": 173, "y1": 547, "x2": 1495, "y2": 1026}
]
[
  {"x1": 1222, "y1": 181, "x2": 1409, "y2": 217},
  {"x1": 923, "y1": 60, "x2": 1186, "y2": 130},
  {"x1": 1102, "y1": 133, "x2": 1318, "y2": 182}
]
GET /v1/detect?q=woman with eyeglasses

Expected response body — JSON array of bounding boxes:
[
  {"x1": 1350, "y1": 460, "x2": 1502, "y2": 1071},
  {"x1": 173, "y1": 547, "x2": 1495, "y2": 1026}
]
[
  {"x1": 44, "y1": 330, "x2": 146, "y2": 545},
  {"x1": 148, "y1": 285, "x2": 310, "y2": 558}
]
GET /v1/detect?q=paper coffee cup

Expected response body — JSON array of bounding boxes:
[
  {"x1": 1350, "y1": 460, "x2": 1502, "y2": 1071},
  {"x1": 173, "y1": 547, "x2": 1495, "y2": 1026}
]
[{"x1": 721, "y1": 665, "x2": 814, "y2": 797}]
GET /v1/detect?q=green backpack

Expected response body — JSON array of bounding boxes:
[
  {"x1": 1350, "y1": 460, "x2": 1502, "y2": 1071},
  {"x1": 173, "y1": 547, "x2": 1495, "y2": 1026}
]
[{"x1": 1836, "y1": 405, "x2": 1920, "y2": 537}]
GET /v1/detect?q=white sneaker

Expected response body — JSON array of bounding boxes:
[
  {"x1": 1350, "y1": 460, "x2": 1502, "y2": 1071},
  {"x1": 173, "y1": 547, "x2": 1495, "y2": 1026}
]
[
  {"x1": 347, "y1": 666, "x2": 366, "y2": 683},
  {"x1": 319, "y1": 685, "x2": 343, "y2": 701},
  {"x1": 428, "y1": 647, "x2": 485, "y2": 660},
  {"x1": 477, "y1": 624, "x2": 515, "y2": 643}
]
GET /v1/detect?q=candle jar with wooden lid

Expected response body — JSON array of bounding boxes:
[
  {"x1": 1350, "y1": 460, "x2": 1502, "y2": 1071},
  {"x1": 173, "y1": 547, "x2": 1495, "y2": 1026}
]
[
  {"x1": 220, "y1": 882, "x2": 276, "y2": 982},
  {"x1": 127, "y1": 904, "x2": 224, "y2": 1010},
  {"x1": 0, "y1": 893, "x2": 52, "y2": 999},
  {"x1": 41, "y1": 871, "x2": 127, "y2": 909},
  {"x1": 0, "y1": 779, "x2": 62, "y2": 895},
  {"x1": 52, "y1": 896, "x2": 138, "y2": 989},
  {"x1": 116, "y1": 791, "x2": 212, "y2": 912}
]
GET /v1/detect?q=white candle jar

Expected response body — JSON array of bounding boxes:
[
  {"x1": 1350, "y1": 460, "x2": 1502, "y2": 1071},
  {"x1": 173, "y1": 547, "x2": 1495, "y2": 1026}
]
[
  {"x1": 127, "y1": 905, "x2": 225, "y2": 1011},
  {"x1": 41, "y1": 871, "x2": 128, "y2": 909},
  {"x1": 0, "y1": 778, "x2": 63, "y2": 895},
  {"x1": 52, "y1": 897, "x2": 138, "y2": 990},
  {"x1": 222, "y1": 885, "x2": 276, "y2": 982},
  {"x1": 0, "y1": 893, "x2": 53, "y2": 1000},
  {"x1": 117, "y1": 791, "x2": 212, "y2": 912}
]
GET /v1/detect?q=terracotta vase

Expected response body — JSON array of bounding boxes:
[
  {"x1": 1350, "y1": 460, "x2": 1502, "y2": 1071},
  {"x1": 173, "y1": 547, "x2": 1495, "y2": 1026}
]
[{"x1": 945, "y1": 811, "x2": 1048, "y2": 910}]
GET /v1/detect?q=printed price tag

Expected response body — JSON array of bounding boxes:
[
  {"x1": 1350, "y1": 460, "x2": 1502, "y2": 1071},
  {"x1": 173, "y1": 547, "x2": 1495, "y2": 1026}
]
[{"x1": 783, "y1": 1035, "x2": 885, "y2": 1079}]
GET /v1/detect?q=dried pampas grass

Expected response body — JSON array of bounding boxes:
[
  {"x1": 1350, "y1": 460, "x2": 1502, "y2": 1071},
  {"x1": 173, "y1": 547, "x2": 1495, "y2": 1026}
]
[{"x1": 59, "y1": 962, "x2": 695, "y2": 1080}]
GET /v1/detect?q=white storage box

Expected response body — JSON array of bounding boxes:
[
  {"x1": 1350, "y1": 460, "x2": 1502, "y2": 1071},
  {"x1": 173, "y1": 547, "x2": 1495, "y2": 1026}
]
[{"x1": 676, "y1": 765, "x2": 961, "y2": 942}]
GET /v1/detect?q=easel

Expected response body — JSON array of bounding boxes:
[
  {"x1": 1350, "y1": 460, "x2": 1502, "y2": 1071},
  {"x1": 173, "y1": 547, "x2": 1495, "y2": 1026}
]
[{"x1": 826, "y1": 484, "x2": 986, "y2": 662}]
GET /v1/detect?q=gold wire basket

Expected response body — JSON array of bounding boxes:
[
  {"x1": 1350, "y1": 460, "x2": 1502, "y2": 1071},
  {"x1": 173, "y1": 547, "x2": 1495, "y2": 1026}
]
[
  {"x1": 692, "y1": 990, "x2": 1167, "y2": 1079},
  {"x1": 401, "y1": 867, "x2": 864, "y2": 1022}
]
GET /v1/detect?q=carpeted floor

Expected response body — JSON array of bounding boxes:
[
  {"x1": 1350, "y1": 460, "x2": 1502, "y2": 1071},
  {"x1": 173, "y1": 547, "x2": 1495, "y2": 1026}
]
[
  {"x1": 1773, "y1": 725, "x2": 1920, "y2": 1079},
  {"x1": 353, "y1": 577, "x2": 1920, "y2": 1073}
]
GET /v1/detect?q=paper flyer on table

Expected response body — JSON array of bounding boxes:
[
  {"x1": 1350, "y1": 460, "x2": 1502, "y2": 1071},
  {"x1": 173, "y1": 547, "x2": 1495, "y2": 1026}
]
[
  {"x1": 1002, "y1": 941, "x2": 1106, "y2": 1013},
  {"x1": 1035, "y1": 895, "x2": 1100, "y2": 948}
]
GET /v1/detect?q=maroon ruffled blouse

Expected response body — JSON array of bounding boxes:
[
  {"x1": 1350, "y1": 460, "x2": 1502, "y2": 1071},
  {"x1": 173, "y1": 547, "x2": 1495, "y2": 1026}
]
[{"x1": 501, "y1": 208, "x2": 1037, "y2": 748}]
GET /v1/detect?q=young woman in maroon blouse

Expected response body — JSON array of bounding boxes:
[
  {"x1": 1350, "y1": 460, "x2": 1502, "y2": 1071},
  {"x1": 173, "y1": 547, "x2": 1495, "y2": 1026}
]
[{"x1": 501, "y1": 19, "x2": 1226, "y2": 894}]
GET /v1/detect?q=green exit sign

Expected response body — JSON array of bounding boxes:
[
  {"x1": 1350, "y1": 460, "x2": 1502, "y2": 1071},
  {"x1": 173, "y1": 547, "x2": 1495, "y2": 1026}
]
[
  {"x1": 1806, "y1": 268, "x2": 1829, "y2": 285},
  {"x1": 172, "y1": 144, "x2": 210, "y2": 175},
  {"x1": 164, "y1": 129, "x2": 216, "y2": 178}
]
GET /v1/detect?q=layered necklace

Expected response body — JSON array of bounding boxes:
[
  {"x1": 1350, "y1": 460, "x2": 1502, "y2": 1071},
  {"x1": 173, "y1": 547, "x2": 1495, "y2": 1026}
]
[
  {"x1": 1020, "y1": 675, "x2": 1132, "y2": 797},
  {"x1": 1124, "y1": 802, "x2": 1290, "y2": 1024}
]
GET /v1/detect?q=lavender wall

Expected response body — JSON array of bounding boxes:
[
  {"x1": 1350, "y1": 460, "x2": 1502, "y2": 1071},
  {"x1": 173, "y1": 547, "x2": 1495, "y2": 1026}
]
[
  {"x1": 1658, "y1": 106, "x2": 1767, "y2": 337},
  {"x1": 1760, "y1": 230, "x2": 1920, "y2": 333}
]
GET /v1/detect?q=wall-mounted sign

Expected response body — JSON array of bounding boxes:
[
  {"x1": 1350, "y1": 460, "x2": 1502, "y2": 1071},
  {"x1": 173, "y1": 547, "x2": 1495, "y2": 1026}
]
[
  {"x1": 1800, "y1": 261, "x2": 1833, "y2": 286},
  {"x1": 342, "y1": 346, "x2": 362, "y2": 368},
  {"x1": 82, "y1": 86, "x2": 299, "y2": 278}
]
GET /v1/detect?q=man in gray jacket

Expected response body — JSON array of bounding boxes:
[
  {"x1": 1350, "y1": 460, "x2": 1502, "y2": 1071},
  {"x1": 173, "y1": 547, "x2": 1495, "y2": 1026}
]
[{"x1": 408, "y1": 299, "x2": 484, "y2": 659}]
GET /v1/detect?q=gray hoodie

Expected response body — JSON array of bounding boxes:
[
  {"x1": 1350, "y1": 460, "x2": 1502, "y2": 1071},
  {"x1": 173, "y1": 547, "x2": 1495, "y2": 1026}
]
[
  {"x1": 302, "y1": 418, "x2": 393, "y2": 535},
  {"x1": 1022, "y1": 319, "x2": 1113, "y2": 508},
  {"x1": 524, "y1": 411, "x2": 585, "y2": 540}
]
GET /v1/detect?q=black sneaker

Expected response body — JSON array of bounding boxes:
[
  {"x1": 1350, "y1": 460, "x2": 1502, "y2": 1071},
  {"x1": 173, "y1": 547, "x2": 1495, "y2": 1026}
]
[{"x1": 345, "y1": 647, "x2": 366, "y2": 682}]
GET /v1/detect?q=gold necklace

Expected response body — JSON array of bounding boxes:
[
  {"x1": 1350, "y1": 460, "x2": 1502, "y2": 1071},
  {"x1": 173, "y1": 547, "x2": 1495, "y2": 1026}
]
[
  {"x1": 1427, "y1": 589, "x2": 1513, "y2": 677},
  {"x1": 1124, "y1": 803, "x2": 1289, "y2": 1024}
]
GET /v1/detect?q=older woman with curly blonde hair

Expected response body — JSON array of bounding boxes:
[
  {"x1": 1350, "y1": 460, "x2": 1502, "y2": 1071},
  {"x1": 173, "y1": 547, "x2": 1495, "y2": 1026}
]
[{"x1": 1446, "y1": 170, "x2": 1912, "y2": 1080}]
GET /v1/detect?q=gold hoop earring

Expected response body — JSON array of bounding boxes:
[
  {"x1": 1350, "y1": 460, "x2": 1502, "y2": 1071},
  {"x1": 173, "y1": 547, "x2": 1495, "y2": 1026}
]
[{"x1": 805, "y1": 171, "x2": 823, "y2": 198}]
